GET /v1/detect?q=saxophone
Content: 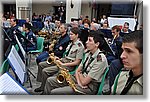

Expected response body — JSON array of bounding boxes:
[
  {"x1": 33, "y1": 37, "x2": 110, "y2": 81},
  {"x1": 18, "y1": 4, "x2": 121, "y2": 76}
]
[
  {"x1": 49, "y1": 39, "x2": 57, "y2": 52},
  {"x1": 57, "y1": 68, "x2": 86, "y2": 94},
  {"x1": 46, "y1": 40, "x2": 57, "y2": 64},
  {"x1": 47, "y1": 53, "x2": 85, "y2": 94},
  {"x1": 51, "y1": 27, "x2": 61, "y2": 40}
]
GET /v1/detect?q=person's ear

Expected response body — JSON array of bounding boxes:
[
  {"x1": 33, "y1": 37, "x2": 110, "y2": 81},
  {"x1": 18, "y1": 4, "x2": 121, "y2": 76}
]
[{"x1": 95, "y1": 42, "x2": 100, "y2": 47}]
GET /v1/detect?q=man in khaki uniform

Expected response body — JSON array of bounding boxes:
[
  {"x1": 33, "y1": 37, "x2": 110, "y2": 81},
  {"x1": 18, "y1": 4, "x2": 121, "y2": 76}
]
[
  {"x1": 34, "y1": 27, "x2": 84, "y2": 92},
  {"x1": 111, "y1": 30, "x2": 143, "y2": 95},
  {"x1": 43, "y1": 31, "x2": 108, "y2": 95}
]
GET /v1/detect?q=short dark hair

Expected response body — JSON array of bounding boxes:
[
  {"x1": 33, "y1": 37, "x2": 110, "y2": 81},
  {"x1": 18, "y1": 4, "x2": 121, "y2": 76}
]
[
  {"x1": 24, "y1": 23, "x2": 32, "y2": 30},
  {"x1": 12, "y1": 18, "x2": 18, "y2": 24},
  {"x1": 88, "y1": 31, "x2": 104, "y2": 47},
  {"x1": 61, "y1": 23, "x2": 68, "y2": 30},
  {"x1": 112, "y1": 25, "x2": 121, "y2": 32},
  {"x1": 122, "y1": 30, "x2": 143, "y2": 54},
  {"x1": 124, "y1": 22, "x2": 129, "y2": 26},
  {"x1": 70, "y1": 27, "x2": 79, "y2": 35}
]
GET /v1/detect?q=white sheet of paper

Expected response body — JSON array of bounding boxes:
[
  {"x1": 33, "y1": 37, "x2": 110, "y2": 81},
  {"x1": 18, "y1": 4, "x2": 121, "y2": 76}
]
[
  {"x1": 7, "y1": 46, "x2": 26, "y2": 84},
  {"x1": 0, "y1": 73, "x2": 28, "y2": 95},
  {"x1": 15, "y1": 35, "x2": 26, "y2": 59},
  {"x1": 108, "y1": 17, "x2": 136, "y2": 31}
]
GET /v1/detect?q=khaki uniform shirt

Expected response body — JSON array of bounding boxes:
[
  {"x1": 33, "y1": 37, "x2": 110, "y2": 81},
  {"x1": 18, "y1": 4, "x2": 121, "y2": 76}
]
[
  {"x1": 79, "y1": 49, "x2": 108, "y2": 83},
  {"x1": 112, "y1": 71, "x2": 143, "y2": 95},
  {"x1": 63, "y1": 39, "x2": 84, "y2": 62}
]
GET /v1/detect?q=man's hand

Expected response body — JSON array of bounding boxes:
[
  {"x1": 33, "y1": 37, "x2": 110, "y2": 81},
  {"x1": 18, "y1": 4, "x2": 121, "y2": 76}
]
[
  {"x1": 49, "y1": 44, "x2": 53, "y2": 51},
  {"x1": 77, "y1": 72, "x2": 88, "y2": 89},
  {"x1": 56, "y1": 60, "x2": 64, "y2": 66}
]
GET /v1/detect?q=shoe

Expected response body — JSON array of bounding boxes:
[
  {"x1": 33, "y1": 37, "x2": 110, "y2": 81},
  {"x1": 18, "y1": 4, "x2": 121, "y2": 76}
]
[
  {"x1": 40, "y1": 92, "x2": 44, "y2": 95},
  {"x1": 34, "y1": 87, "x2": 44, "y2": 92}
]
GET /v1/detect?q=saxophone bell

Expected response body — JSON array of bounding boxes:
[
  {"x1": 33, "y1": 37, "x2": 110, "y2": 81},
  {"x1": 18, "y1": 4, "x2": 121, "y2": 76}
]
[
  {"x1": 47, "y1": 57, "x2": 53, "y2": 64},
  {"x1": 56, "y1": 74, "x2": 65, "y2": 83},
  {"x1": 46, "y1": 53, "x2": 55, "y2": 65}
]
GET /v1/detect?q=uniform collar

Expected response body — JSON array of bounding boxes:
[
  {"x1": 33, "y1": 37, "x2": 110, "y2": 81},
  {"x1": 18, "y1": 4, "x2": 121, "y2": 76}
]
[
  {"x1": 136, "y1": 76, "x2": 143, "y2": 87},
  {"x1": 126, "y1": 70, "x2": 143, "y2": 86},
  {"x1": 61, "y1": 33, "x2": 67, "y2": 38},
  {"x1": 72, "y1": 39, "x2": 79, "y2": 45},
  {"x1": 90, "y1": 49, "x2": 101, "y2": 59}
]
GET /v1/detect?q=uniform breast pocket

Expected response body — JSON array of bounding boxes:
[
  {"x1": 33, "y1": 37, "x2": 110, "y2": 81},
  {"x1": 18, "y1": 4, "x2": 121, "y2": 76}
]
[
  {"x1": 69, "y1": 49, "x2": 78, "y2": 58},
  {"x1": 87, "y1": 65, "x2": 93, "y2": 71}
]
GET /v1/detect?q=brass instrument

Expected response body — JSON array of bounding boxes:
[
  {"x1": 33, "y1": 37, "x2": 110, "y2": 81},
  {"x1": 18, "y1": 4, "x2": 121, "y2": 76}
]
[
  {"x1": 46, "y1": 53, "x2": 55, "y2": 65},
  {"x1": 38, "y1": 29, "x2": 50, "y2": 39},
  {"x1": 57, "y1": 68, "x2": 85, "y2": 94},
  {"x1": 51, "y1": 27, "x2": 61, "y2": 40},
  {"x1": 49, "y1": 39, "x2": 57, "y2": 52},
  {"x1": 47, "y1": 53, "x2": 85, "y2": 94},
  {"x1": 46, "y1": 39, "x2": 57, "y2": 64}
]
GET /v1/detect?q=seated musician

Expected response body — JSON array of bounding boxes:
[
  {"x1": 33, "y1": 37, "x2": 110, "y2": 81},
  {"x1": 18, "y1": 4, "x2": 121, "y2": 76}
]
[
  {"x1": 22, "y1": 23, "x2": 37, "y2": 52},
  {"x1": 106, "y1": 25, "x2": 123, "y2": 64},
  {"x1": 111, "y1": 30, "x2": 143, "y2": 95},
  {"x1": 36, "y1": 23, "x2": 70, "y2": 64},
  {"x1": 34, "y1": 27, "x2": 84, "y2": 93},
  {"x1": 43, "y1": 20, "x2": 61, "y2": 49},
  {"x1": 43, "y1": 31, "x2": 108, "y2": 95}
]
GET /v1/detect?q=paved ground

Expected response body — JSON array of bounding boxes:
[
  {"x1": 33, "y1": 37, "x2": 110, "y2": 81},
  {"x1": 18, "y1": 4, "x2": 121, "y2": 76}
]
[
  {"x1": 20, "y1": 54, "x2": 42, "y2": 95},
  {"x1": 7, "y1": 53, "x2": 44, "y2": 95}
]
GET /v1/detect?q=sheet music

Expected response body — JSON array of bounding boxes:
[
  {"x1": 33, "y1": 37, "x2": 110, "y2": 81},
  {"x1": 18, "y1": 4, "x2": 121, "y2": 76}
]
[
  {"x1": 7, "y1": 46, "x2": 26, "y2": 84},
  {"x1": 15, "y1": 35, "x2": 26, "y2": 59},
  {"x1": 0, "y1": 73, "x2": 28, "y2": 95}
]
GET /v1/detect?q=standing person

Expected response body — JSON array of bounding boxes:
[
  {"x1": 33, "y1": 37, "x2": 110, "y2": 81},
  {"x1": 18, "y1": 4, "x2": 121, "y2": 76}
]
[
  {"x1": 100, "y1": 14, "x2": 107, "y2": 26},
  {"x1": 34, "y1": 27, "x2": 84, "y2": 93},
  {"x1": 43, "y1": 31, "x2": 108, "y2": 95},
  {"x1": 112, "y1": 30, "x2": 143, "y2": 95}
]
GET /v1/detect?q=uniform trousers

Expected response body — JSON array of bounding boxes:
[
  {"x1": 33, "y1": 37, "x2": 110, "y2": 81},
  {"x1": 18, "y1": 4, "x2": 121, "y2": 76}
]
[
  {"x1": 43, "y1": 75, "x2": 99, "y2": 95},
  {"x1": 37, "y1": 58, "x2": 76, "y2": 90},
  {"x1": 36, "y1": 61, "x2": 54, "y2": 82}
]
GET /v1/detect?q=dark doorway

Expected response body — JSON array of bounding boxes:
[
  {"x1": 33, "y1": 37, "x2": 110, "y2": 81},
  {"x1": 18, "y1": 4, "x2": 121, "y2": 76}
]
[
  {"x1": 3, "y1": 4, "x2": 16, "y2": 18},
  {"x1": 97, "y1": 3, "x2": 111, "y2": 21}
]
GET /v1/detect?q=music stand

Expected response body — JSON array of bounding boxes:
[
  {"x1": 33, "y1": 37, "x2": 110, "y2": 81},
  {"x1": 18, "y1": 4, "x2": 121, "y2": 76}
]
[{"x1": 15, "y1": 33, "x2": 36, "y2": 88}]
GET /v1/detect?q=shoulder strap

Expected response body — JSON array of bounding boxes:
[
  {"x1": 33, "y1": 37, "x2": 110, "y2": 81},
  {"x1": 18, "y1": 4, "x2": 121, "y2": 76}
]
[
  {"x1": 112, "y1": 69, "x2": 122, "y2": 95},
  {"x1": 120, "y1": 73, "x2": 143, "y2": 95},
  {"x1": 65, "y1": 43, "x2": 73, "y2": 56}
]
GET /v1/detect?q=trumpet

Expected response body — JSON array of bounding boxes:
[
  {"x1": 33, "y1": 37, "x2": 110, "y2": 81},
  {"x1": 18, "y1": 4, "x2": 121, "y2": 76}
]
[{"x1": 47, "y1": 53, "x2": 85, "y2": 94}]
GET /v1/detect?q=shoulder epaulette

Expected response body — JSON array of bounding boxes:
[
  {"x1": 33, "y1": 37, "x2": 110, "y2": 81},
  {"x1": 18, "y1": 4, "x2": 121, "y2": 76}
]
[
  {"x1": 97, "y1": 54, "x2": 102, "y2": 62},
  {"x1": 77, "y1": 42, "x2": 82, "y2": 47}
]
